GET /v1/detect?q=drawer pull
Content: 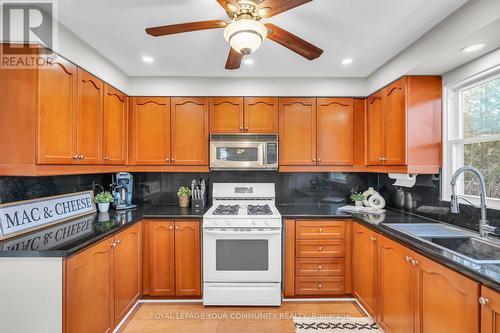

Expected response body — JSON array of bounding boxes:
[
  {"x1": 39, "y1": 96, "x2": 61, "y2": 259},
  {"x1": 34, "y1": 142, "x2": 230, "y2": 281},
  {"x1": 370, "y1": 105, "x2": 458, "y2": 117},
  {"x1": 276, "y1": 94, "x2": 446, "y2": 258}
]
[
  {"x1": 318, "y1": 265, "x2": 323, "y2": 270},
  {"x1": 318, "y1": 283, "x2": 323, "y2": 289},
  {"x1": 405, "y1": 256, "x2": 411, "y2": 263},
  {"x1": 318, "y1": 246, "x2": 323, "y2": 252},
  {"x1": 319, "y1": 228, "x2": 323, "y2": 233},
  {"x1": 479, "y1": 297, "x2": 490, "y2": 305}
]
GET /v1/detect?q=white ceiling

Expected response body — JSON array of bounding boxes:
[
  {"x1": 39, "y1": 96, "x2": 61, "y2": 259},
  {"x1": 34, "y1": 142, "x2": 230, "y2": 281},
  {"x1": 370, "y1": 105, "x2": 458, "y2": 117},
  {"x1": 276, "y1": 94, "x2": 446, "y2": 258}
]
[{"x1": 57, "y1": 0, "x2": 469, "y2": 77}]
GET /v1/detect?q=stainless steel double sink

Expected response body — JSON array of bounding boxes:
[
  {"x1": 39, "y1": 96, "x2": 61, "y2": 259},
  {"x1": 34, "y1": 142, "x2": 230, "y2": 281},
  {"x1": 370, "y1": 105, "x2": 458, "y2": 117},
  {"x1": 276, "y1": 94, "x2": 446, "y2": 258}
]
[{"x1": 382, "y1": 223, "x2": 500, "y2": 265}]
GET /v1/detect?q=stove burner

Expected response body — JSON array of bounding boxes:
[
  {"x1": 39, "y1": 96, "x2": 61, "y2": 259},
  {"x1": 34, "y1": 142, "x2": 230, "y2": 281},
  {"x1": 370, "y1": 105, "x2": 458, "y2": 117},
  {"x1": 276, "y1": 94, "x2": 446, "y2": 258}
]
[
  {"x1": 213, "y1": 205, "x2": 240, "y2": 215},
  {"x1": 247, "y1": 204, "x2": 272, "y2": 215}
]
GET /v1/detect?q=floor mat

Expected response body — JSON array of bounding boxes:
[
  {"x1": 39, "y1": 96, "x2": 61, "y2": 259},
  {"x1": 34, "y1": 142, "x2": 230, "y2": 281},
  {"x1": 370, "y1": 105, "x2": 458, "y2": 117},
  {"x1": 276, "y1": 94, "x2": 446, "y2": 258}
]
[{"x1": 294, "y1": 316, "x2": 382, "y2": 332}]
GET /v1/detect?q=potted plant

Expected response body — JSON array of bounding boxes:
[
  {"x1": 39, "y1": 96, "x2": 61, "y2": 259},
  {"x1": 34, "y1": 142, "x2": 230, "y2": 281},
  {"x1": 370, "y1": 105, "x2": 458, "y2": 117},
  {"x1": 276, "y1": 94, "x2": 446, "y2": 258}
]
[
  {"x1": 95, "y1": 191, "x2": 114, "y2": 213},
  {"x1": 177, "y1": 186, "x2": 192, "y2": 208},
  {"x1": 350, "y1": 192, "x2": 365, "y2": 207}
]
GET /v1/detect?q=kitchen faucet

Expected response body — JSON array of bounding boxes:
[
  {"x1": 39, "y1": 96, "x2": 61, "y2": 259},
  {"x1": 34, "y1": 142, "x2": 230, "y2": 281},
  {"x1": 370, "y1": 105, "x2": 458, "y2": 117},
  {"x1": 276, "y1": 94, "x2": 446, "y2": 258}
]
[{"x1": 450, "y1": 166, "x2": 496, "y2": 238}]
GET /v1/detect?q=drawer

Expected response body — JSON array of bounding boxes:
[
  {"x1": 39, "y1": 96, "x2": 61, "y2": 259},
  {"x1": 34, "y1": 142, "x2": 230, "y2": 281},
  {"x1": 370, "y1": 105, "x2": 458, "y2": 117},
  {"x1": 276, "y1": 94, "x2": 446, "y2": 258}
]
[
  {"x1": 296, "y1": 239, "x2": 345, "y2": 258},
  {"x1": 296, "y1": 258, "x2": 345, "y2": 276},
  {"x1": 296, "y1": 221, "x2": 346, "y2": 240},
  {"x1": 295, "y1": 276, "x2": 345, "y2": 295}
]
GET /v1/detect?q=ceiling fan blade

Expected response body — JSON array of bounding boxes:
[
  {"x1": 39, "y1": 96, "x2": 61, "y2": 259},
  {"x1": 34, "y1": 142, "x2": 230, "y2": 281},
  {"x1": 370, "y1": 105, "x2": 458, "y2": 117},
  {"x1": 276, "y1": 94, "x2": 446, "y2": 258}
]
[
  {"x1": 257, "y1": 0, "x2": 312, "y2": 18},
  {"x1": 225, "y1": 48, "x2": 243, "y2": 70},
  {"x1": 216, "y1": 0, "x2": 240, "y2": 17},
  {"x1": 146, "y1": 20, "x2": 227, "y2": 37},
  {"x1": 265, "y1": 23, "x2": 323, "y2": 60}
]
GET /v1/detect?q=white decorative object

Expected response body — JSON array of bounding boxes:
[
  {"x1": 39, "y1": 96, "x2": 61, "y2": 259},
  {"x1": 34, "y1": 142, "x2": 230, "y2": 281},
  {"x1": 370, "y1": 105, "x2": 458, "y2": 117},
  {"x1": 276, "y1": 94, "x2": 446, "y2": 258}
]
[
  {"x1": 355, "y1": 201, "x2": 363, "y2": 207},
  {"x1": 0, "y1": 191, "x2": 96, "y2": 240},
  {"x1": 98, "y1": 202, "x2": 110, "y2": 213},
  {"x1": 362, "y1": 187, "x2": 386, "y2": 209},
  {"x1": 338, "y1": 205, "x2": 386, "y2": 215},
  {"x1": 388, "y1": 173, "x2": 417, "y2": 187}
]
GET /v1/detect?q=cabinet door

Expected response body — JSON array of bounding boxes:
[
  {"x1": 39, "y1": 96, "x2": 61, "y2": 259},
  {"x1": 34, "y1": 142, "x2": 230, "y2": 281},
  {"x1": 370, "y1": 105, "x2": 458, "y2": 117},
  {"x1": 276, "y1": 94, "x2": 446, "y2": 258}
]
[
  {"x1": 418, "y1": 255, "x2": 479, "y2": 333},
  {"x1": 129, "y1": 97, "x2": 170, "y2": 165},
  {"x1": 174, "y1": 221, "x2": 201, "y2": 296},
  {"x1": 76, "y1": 69, "x2": 103, "y2": 164},
  {"x1": 366, "y1": 92, "x2": 385, "y2": 165},
  {"x1": 244, "y1": 97, "x2": 278, "y2": 133},
  {"x1": 37, "y1": 57, "x2": 77, "y2": 164},
  {"x1": 279, "y1": 98, "x2": 317, "y2": 165},
  {"x1": 148, "y1": 221, "x2": 175, "y2": 296},
  {"x1": 171, "y1": 97, "x2": 209, "y2": 165},
  {"x1": 316, "y1": 98, "x2": 354, "y2": 165},
  {"x1": 481, "y1": 286, "x2": 500, "y2": 333},
  {"x1": 352, "y1": 223, "x2": 378, "y2": 317},
  {"x1": 103, "y1": 84, "x2": 127, "y2": 165},
  {"x1": 384, "y1": 78, "x2": 407, "y2": 165},
  {"x1": 114, "y1": 223, "x2": 142, "y2": 325},
  {"x1": 210, "y1": 97, "x2": 243, "y2": 133},
  {"x1": 378, "y1": 235, "x2": 416, "y2": 333},
  {"x1": 65, "y1": 237, "x2": 114, "y2": 333}
]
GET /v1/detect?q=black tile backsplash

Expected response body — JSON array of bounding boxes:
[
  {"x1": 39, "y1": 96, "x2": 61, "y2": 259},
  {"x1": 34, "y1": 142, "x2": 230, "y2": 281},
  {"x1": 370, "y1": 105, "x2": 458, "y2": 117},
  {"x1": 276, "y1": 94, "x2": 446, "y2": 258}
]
[
  {"x1": 0, "y1": 174, "x2": 112, "y2": 204},
  {"x1": 1, "y1": 171, "x2": 498, "y2": 235}
]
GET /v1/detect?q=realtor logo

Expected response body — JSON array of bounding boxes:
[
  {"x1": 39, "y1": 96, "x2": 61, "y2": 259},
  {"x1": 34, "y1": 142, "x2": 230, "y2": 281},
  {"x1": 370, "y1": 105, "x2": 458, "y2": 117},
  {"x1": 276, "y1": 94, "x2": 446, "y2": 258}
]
[{"x1": 0, "y1": 0, "x2": 57, "y2": 68}]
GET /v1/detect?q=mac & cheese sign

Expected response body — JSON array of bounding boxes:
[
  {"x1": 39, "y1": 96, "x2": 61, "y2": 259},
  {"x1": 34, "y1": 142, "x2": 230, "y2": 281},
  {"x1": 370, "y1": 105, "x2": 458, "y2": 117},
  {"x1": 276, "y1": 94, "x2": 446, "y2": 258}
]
[{"x1": 0, "y1": 191, "x2": 96, "y2": 239}]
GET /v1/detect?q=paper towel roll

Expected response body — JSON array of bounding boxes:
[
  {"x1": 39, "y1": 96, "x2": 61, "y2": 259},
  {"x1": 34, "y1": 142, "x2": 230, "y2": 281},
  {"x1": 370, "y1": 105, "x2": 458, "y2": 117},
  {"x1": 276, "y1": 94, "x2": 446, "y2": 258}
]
[{"x1": 388, "y1": 173, "x2": 417, "y2": 188}]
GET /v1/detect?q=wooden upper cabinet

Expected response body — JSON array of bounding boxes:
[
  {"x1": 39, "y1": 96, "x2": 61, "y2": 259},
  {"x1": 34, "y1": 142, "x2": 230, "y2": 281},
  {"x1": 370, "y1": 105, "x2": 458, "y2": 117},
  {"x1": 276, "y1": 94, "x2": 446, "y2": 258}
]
[
  {"x1": 481, "y1": 286, "x2": 500, "y2": 333},
  {"x1": 129, "y1": 97, "x2": 170, "y2": 165},
  {"x1": 37, "y1": 57, "x2": 77, "y2": 164},
  {"x1": 210, "y1": 97, "x2": 244, "y2": 133},
  {"x1": 316, "y1": 98, "x2": 354, "y2": 165},
  {"x1": 113, "y1": 223, "x2": 142, "y2": 326},
  {"x1": 65, "y1": 237, "x2": 114, "y2": 333},
  {"x1": 171, "y1": 97, "x2": 208, "y2": 165},
  {"x1": 103, "y1": 84, "x2": 127, "y2": 165},
  {"x1": 418, "y1": 254, "x2": 479, "y2": 333},
  {"x1": 366, "y1": 91, "x2": 385, "y2": 165},
  {"x1": 244, "y1": 97, "x2": 278, "y2": 133},
  {"x1": 175, "y1": 221, "x2": 201, "y2": 296},
  {"x1": 76, "y1": 69, "x2": 104, "y2": 165},
  {"x1": 352, "y1": 223, "x2": 378, "y2": 317},
  {"x1": 377, "y1": 235, "x2": 417, "y2": 333},
  {"x1": 279, "y1": 98, "x2": 317, "y2": 165},
  {"x1": 384, "y1": 78, "x2": 407, "y2": 165},
  {"x1": 148, "y1": 221, "x2": 175, "y2": 296}
]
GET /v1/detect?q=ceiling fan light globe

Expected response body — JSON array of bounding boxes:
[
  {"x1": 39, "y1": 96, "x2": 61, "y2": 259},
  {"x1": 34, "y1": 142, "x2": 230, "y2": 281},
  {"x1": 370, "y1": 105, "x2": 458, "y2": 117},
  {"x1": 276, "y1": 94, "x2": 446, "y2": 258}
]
[{"x1": 224, "y1": 19, "x2": 267, "y2": 55}]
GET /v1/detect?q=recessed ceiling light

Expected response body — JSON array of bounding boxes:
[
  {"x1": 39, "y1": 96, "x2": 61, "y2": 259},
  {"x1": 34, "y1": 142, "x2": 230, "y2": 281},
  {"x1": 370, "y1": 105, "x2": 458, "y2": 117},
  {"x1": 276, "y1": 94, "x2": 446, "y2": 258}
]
[
  {"x1": 142, "y1": 56, "x2": 154, "y2": 63},
  {"x1": 460, "y1": 43, "x2": 486, "y2": 53},
  {"x1": 243, "y1": 57, "x2": 254, "y2": 65},
  {"x1": 341, "y1": 58, "x2": 353, "y2": 65}
]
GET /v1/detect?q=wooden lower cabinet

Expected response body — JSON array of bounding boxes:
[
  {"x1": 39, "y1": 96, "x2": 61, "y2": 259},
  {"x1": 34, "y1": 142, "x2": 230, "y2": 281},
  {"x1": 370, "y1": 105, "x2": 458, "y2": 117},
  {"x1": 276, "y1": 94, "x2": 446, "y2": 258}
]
[
  {"x1": 481, "y1": 286, "x2": 500, "y2": 333},
  {"x1": 65, "y1": 223, "x2": 142, "y2": 333},
  {"x1": 65, "y1": 237, "x2": 114, "y2": 333},
  {"x1": 113, "y1": 223, "x2": 142, "y2": 325},
  {"x1": 144, "y1": 220, "x2": 201, "y2": 298},
  {"x1": 352, "y1": 222, "x2": 378, "y2": 317},
  {"x1": 284, "y1": 219, "x2": 351, "y2": 297}
]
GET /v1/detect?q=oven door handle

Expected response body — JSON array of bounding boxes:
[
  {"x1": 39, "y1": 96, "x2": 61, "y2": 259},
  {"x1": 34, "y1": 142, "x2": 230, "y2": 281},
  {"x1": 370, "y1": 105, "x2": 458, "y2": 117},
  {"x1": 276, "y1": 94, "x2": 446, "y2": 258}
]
[{"x1": 203, "y1": 230, "x2": 281, "y2": 236}]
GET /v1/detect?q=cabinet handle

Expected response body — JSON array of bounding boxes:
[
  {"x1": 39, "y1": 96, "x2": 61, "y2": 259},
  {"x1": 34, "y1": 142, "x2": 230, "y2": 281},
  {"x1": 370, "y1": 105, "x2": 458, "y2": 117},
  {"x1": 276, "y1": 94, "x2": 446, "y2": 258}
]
[
  {"x1": 245, "y1": 126, "x2": 249, "y2": 130},
  {"x1": 169, "y1": 225, "x2": 173, "y2": 230},
  {"x1": 317, "y1": 159, "x2": 321, "y2": 162},
  {"x1": 104, "y1": 156, "x2": 109, "y2": 160},
  {"x1": 116, "y1": 240, "x2": 121, "y2": 245},
  {"x1": 370, "y1": 236, "x2": 377, "y2": 242},
  {"x1": 318, "y1": 265, "x2": 323, "y2": 270},
  {"x1": 79, "y1": 155, "x2": 84, "y2": 160},
  {"x1": 239, "y1": 126, "x2": 243, "y2": 130},
  {"x1": 72, "y1": 155, "x2": 79, "y2": 160},
  {"x1": 318, "y1": 246, "x2": 323, "y2": 252},
  {"x1": 318, "y1": 283, "x2": 323, "y2": 289},
  {"x1": 171, "y1": 158, "x2": 176, "y2": 162},
  {"x1": 166, "y1": 158, "x2": 170, "y2": 162},
  {"x1": 405, "y1": 256, "x2": 411, "y2": 262},
  {"x1": 175, "y1": 225, "x2": 179, "y2": 230},
  {"x1": 312, "y1": 158, "x2": 317, "y2": 162},
  {"x1": 111, "y1": 241, "x2": 117, "y2": 248},
  {"x1": 411, "y1": 259, "x2": 418, "y2": 266},
  {"x1": 479, "y1": 297, "x2": 490, "y2": 305},
  {"x1": 319, "y1": 228, "x2": 323, "y2": 233}
]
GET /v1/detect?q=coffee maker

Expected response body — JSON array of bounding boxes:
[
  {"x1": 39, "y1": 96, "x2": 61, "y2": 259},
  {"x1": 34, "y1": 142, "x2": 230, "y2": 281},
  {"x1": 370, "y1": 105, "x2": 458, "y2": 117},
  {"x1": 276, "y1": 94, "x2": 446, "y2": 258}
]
[{"x1": 112, "y1": 172, "x2": 137, "y2": 210}]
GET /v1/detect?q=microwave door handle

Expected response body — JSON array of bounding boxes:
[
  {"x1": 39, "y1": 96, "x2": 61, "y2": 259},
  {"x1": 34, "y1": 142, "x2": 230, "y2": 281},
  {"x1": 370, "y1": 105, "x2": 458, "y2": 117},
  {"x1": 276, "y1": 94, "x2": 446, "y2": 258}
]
[{"x1": 204, "y1": 230, "x2": 281, "y2": 236}]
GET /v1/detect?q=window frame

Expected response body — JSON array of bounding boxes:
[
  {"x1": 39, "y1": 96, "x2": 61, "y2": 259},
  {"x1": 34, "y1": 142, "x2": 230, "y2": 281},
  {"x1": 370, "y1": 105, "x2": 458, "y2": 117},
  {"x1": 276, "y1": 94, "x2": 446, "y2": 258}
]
[{"x1": 442, "y1": 66, "x2": 500, "y2": 210}]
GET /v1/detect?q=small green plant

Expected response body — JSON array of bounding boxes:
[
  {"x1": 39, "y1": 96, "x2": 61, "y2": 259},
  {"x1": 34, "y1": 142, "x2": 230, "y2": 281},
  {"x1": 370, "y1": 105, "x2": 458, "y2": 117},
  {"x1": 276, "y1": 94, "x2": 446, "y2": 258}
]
[
  {"x1": 95, "y1": 191, "x2": 114, "y2": 204},
  {"x1": 177, "y1": 186, "x2": 192, "y2": 198},
  {"x1": 350, "y1": 192, "x2": 365, "y2": 202}
]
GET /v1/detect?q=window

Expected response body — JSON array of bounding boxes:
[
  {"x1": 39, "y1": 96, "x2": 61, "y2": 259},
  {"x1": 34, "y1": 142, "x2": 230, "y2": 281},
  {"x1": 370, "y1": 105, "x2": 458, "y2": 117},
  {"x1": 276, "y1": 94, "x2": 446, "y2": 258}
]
[{"x1": 443, "y1": 69, "x2": 500, "y2": 209}]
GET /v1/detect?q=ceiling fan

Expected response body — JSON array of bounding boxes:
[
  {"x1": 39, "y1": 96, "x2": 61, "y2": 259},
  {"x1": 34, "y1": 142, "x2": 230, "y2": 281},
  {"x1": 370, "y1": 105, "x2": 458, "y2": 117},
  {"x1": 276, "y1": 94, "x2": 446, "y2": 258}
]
[{"x1": 145, "y1": 0, "x2": 323, "y2": 70}]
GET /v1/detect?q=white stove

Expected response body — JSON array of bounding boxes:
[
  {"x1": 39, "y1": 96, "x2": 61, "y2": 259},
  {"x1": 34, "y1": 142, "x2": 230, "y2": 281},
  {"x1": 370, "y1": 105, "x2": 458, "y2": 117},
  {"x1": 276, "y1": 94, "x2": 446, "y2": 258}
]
[{"x1": 202, "y1": 183, "x2": 282, "y2": 306}]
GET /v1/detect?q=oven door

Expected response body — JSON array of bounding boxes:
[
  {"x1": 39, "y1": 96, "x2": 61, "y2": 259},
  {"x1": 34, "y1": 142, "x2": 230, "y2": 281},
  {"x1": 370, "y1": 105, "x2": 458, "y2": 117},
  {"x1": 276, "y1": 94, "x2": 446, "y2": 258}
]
[
  {"x1": 210, "y1": 141, "x2": 266, "y2": 169},
  {"x1": 203, "y1": 228, "x2": 281, "y2": 283}
]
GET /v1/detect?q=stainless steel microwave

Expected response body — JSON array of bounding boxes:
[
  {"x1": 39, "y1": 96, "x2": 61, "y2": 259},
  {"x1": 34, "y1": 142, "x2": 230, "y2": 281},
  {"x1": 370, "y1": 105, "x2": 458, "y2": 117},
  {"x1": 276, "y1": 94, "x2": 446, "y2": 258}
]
[{"x1": 210, "y1": 134, "x2": 278, "y2": 170}]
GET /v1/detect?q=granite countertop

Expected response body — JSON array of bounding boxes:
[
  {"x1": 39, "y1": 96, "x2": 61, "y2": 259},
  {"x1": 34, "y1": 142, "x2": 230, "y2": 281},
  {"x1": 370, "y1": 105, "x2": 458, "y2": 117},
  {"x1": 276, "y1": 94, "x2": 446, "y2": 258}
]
[
  {"x1": 0, "y1": 205, "x2": 207, "y2": 258},
  {"x1": 1, "y1": 202, "x2": 499, "y2": 291}
]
